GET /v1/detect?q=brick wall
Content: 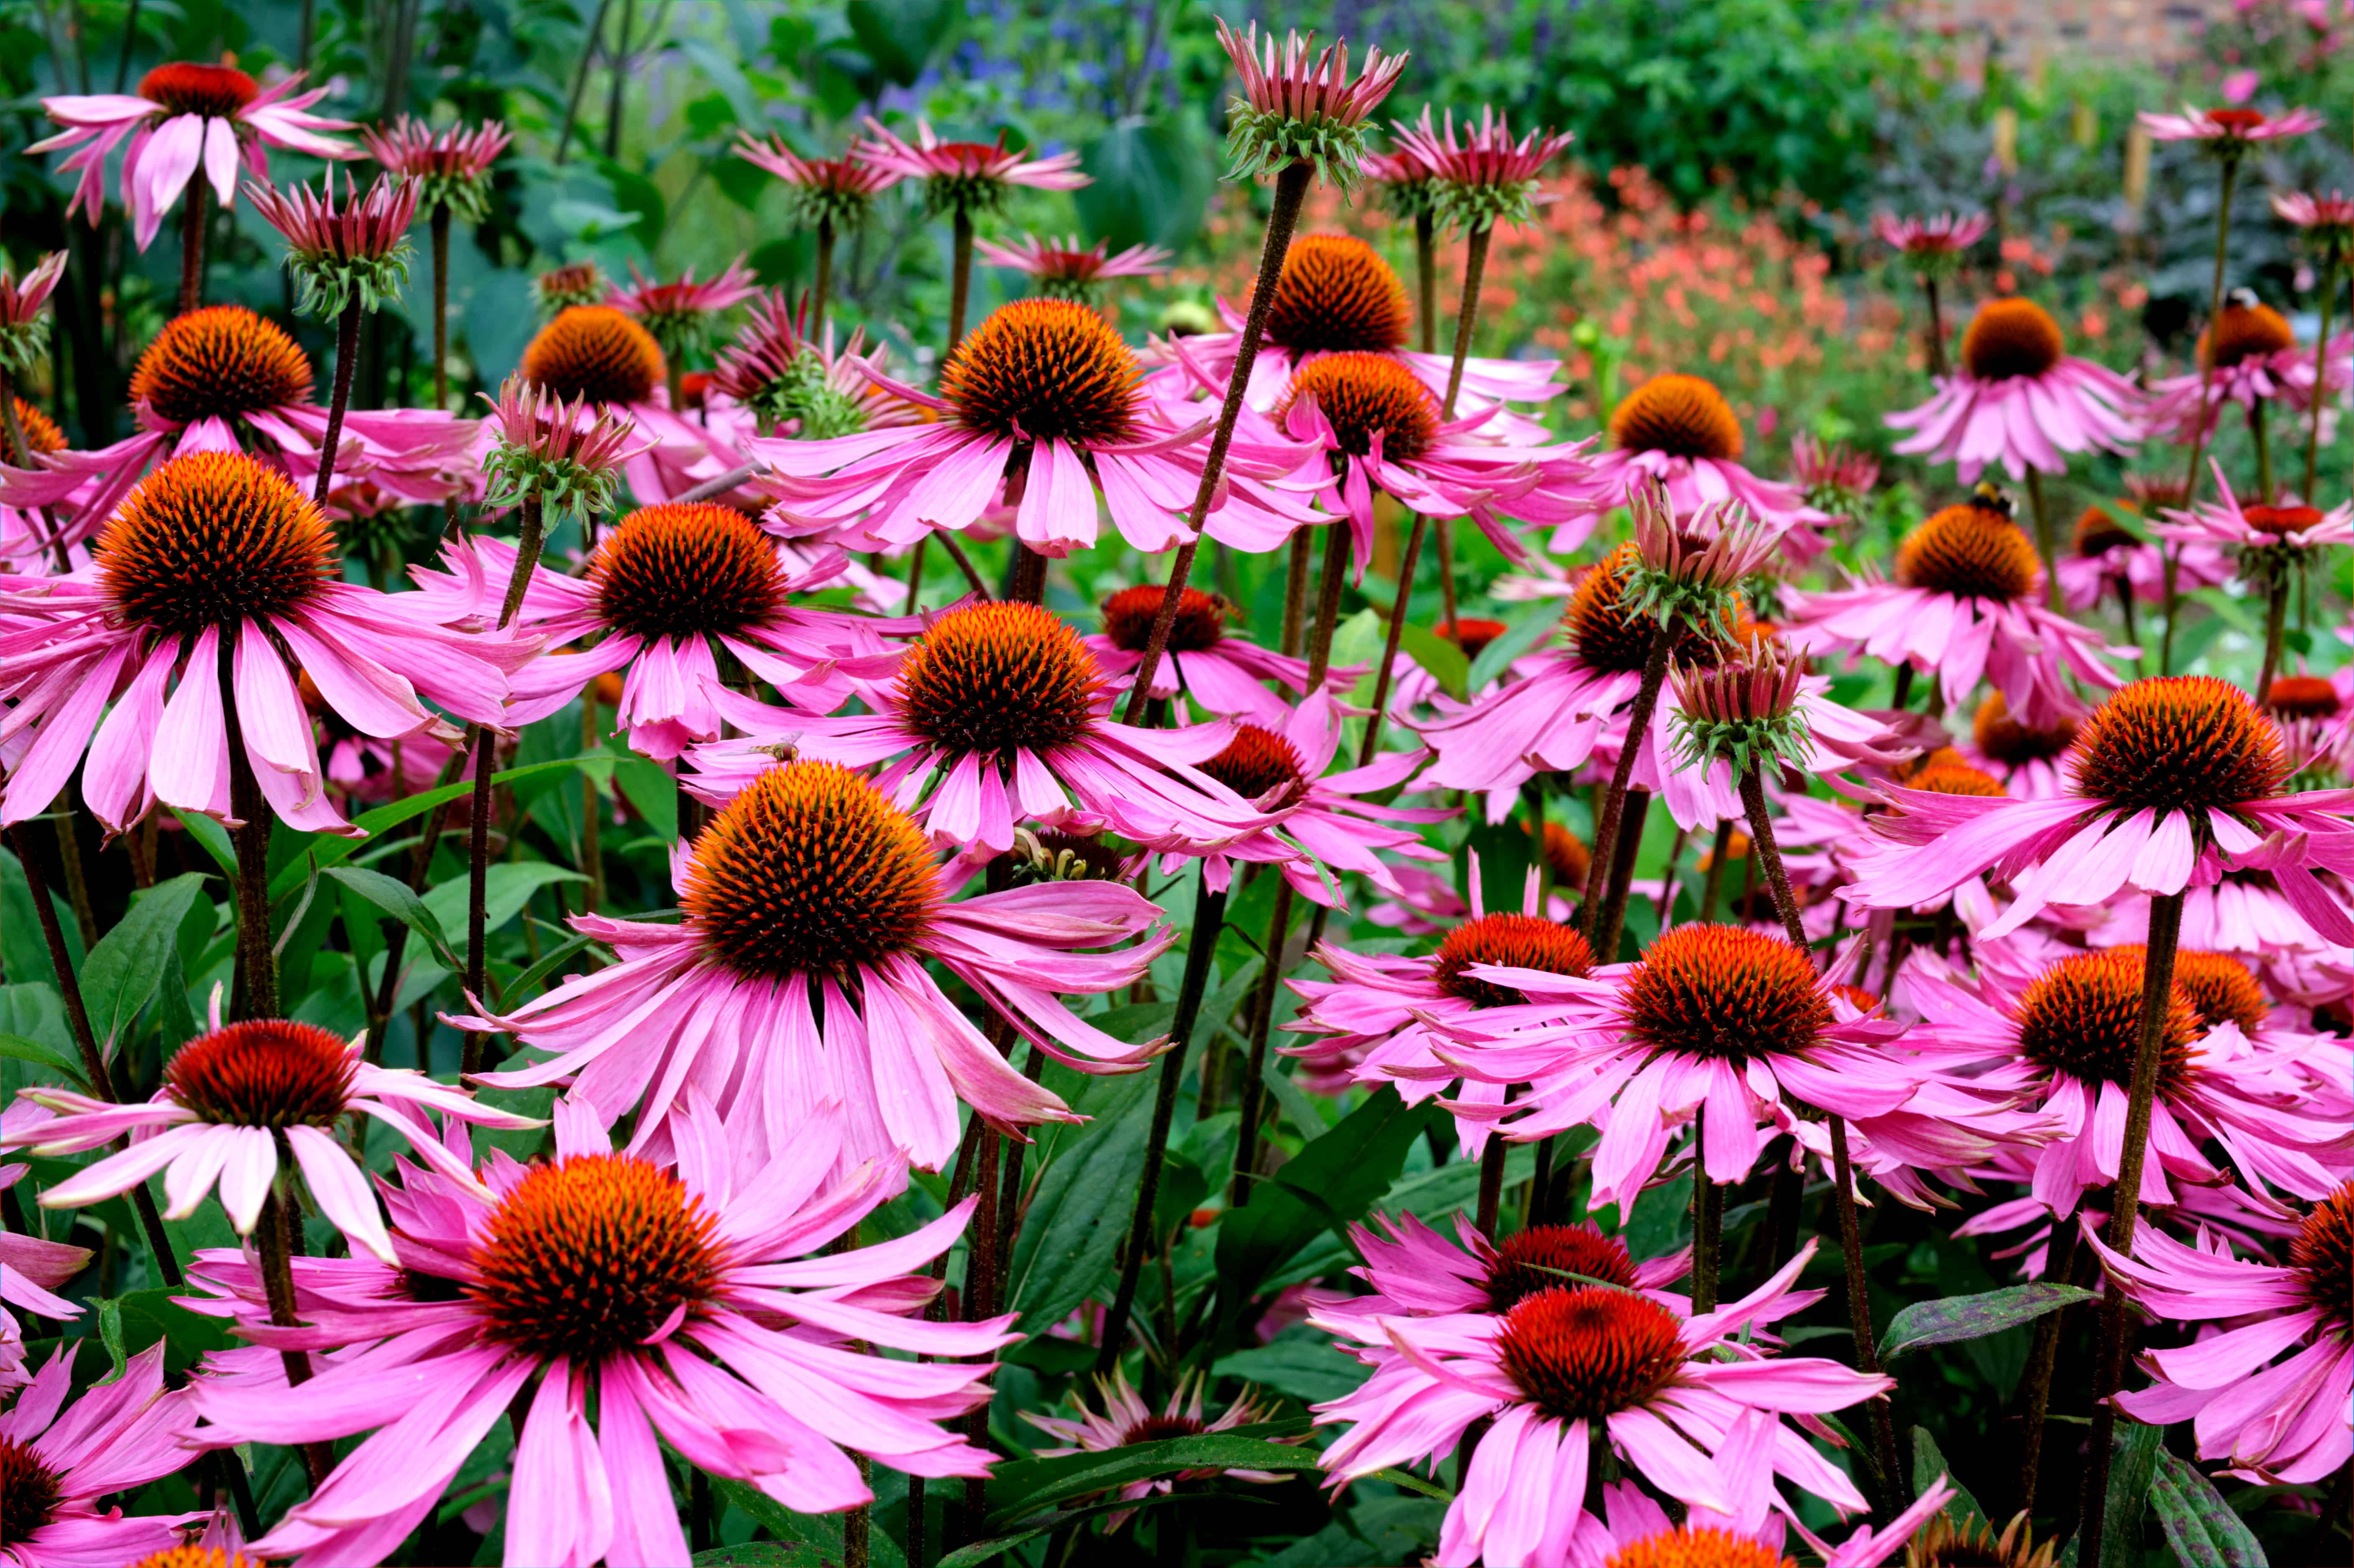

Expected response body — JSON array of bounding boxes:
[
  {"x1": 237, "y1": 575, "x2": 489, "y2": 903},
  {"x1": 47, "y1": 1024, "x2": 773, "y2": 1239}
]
[{"x1": 1904, "y1": 0, "x2": 2238, "y2": 66}]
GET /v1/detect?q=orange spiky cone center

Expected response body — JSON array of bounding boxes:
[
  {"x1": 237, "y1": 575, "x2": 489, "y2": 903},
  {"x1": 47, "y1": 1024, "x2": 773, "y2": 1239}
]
[
  {"x1": 2291, "y1": 1184, "x2": 2354, "y2": 1334},
  {"x1": 898, "y1": 602, "x2": 1103, "y2": 759},
  {"x1": 522, "y1": 305, "x2": 665, "y2": 406},
  {"x1": 0, "y1": 1435, "x2": 63, "y2": 1546},
  {"x1": 10, "y1": 397, "x2": 64, "y2": 455},
  {"x1": 1101, "y1": 585, "x2": 1225, "y2": 653},
  {"x1": 1542, "y1": 823, "x2": 1592, "y2": 891},
  {"x1": 1441, "y1": 617, "x2": 1507, "y2": 658},
  {"x1": 1897, "y1": 501, "x2": 2042, "y2": 601},
  {"x1": 1973, "y1": 692, "x2": 2079, "y2": 766},
  {"x1": 2109, "y1": 946, "x2": 2269, "y2": 1037},
  {"x1": 2013, "y1": 949, "x2": 2197, "y2": 1091},
  {"x1": 1199, "y1": 724, "x2": 1310, "y2": 809},
  {"x1": 97, "y1": 451, "x2": 337, "y2": 637},
  {"x1": 1263, "y1": 234, "x2": 1413, "y2": 354},
  {"x1": 138, "y1": 61, "x2": 259, "y2": 117},
  {"x1": 1908, "y1": 762, "x2": 2008, "y2": 798},
  {"x1": 165, "y1": 1019, "x2": 354, "y2": 1126},
  {"x1": 943, "y1": 299, "x2": 1140, "y2": 446},
  {"x1": 2069, "y1": 676, "x2": 2287, "y2": 811},
  {"x1": 1433, "y1": 913, "x2": 1595, "y2": 1008},
  {"x1": 1496, "y1": 1286, "x2": 1685, "y2": 1421},
  {"x1": 1606, "y1": 1527, "x2": 1795, "y2": 1568},
  {"x1": 1962, "y1": 297, "x2": 2065, "y2": 380},
  {"x1": 1278, "y1": 351, "x2": 1441, "y2": 463},
  {"x1": 2266, "y1": 675, "x2": 2341, "y2": 721},
  {"x1": 1621, "y1": 924, "x2": 1828, "y2": 1061},
  {"x1": 129, "y1": 306, "x2": 315, "y2": 424},
  {"x1": 589, "y1": 503, "x2": 786, "y2": 642},
  {"x1": 2073, "y1": 506, "x2": 2138, "y2": 557},
  {"x1": 2201, "y1": 301, "x2": 2297, "y2": 369},
  {"x1": 1609, "y1": 373, "x2": 1744, "y2": 460},
  {"x1": 1485, "y1": 1223, "x2": 1637, "y2": 1312}
]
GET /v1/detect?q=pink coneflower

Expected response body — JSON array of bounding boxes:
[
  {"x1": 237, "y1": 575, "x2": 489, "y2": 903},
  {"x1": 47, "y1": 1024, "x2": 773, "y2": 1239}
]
[
  {"x1": 1848, "y1": 677, "x2": 2354, "y2": 946},
  {"x1": 733, "y1": 136, "x2": 901, "y2": 222},
  {"x1": 2138, "y1": 103, "x2": 2328, "y2": 152},
  {"x1": 2092, "y1": 1188, "x2": 2351, "y2": 1484},
  {"x1": 195, "y1": 1102, "x2": 1012, "y2": 1567},
  {"x1": 1563, "y1": 1476, "x2": 1959, "y2": 1568},
  {"x1": 2055, "y1": 501, "x2": 2231, "y2": 613},
  {"x1": 0, "y1": 451, "x2": 521, "y2": 836},
  {"x1": 688, "y1": 602, "x2": 1282, "y2": 858},
  {"x1": 1389, "y1": 105, "x2": 1574, "y2": 230},
  {"x1": 1146, "y1": 234, "x2": 1562, "y2": 433},
  {"x1": 2155, "y1": 467, "x2": 2354, "y2": 563},
  {"x1": 1271, "y1": 349, "x2": 1599, "y2": 566},
  {"x1": 855, "y1": 118, "x2": 1087, "y2": 206},
  {"x1": 1788, "y1": 431, "x2": 1881, "y2": 520},
  {"x1": 2141, "y1": 289, "x2": 2351, "y2": 445},
  {"x1": 1215, "y1": 20, "x2": 1408, "y2": 186},
  {"x1": 517, "y1": 303, "x2": 733, "y2": 503},
  {"x1": 2274, "y1": 189, "x2": 2354, "y2": 271},
  {"x1": 1284, "y1": 874, "x2": 1599, "y2": 1148},
  {"x1": 754, "y1": 299, "x2": 1320, "y2": 556},
  {"x1": 459, "y1": 759, "x2": 1169, "y2": 1170},
  {"x1": 33, "y1": 63, "x2": 357, "y2": 247},
  {"x1": 1894, "y1": 941, "x2": 2344, "y2": 1216},
  {"x1": 1, "y1": 1345, "x2": 201, "y2": 1567},
  {"x1": 0, "y1": 1164, "x2": 86, "y2": 1393},
  {"x1": 977, "y1": 233, "x2": 1172, "y2": 302},
  {"x1": 1311, "y1": 1243, "x2": 1887, "y2": 1568},
  {"x1": 1312, "y1": 1214, "x2": 1688, "y2": 1334},
  {"x1": 0, "y1": 254, "x2": 66, "y2": 377},
  {"x1": 1022, "y1": 1369, "x2": 1294, "y2": 1528},
  {"x1": 1872, "y1": 210, "x2": 1992, "y2": 272},
  {"x1": 704, "y1": 292, "x2": 922, "y2": 462},
  {"x1": 359, "y1": 115, "x2": 511, "y2": 220},
  {"x1": 3, "y1": 1011, "x2": 534, "y2": 1261},
  {"x1": 476, "y1": 371, "x2": 642, "y2": 519},
  {"x1": 1153, "y1": 693, "x2": 1453, "y2": 906},
  {"x1": 1086, "y1": 583, "x2": 1348, "y2": 725},
  {"x1": 1786, "y1": 489, "x2": 2125, "y2": 726},
  {"x1": 243, "y1": 171, "x2": 419, "y2": 320},
  {"x1": 1955, "y1": 691, "x2": 2082, "y2": 798},
  {"x1": 1567, "y1": 374, "x2": 1826, "y2": 545},
  {"x1": 406, "y1": 500, "x2": 883, "y2": 760},
  {"x1": 1886, "y1": 297, "x2": 2143, "y2": 481},
  {"x1": 608, "y1": 257, "x2": 759, "y2": 366},
  {"x1": 0, "y1": 305, "x2": 480, "y2": 539}
]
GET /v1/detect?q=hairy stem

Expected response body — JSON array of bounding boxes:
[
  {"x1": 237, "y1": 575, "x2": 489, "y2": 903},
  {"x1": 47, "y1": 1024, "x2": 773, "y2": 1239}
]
[
  {"x1": 2303, "y1": 260, "x2": 2336, "y2": 502},
  {"x1": 1278, "y1": 527, "x2": 1312, "y2": 657},
  {"x1": 1301, "y1": 523, "x2": 1353, "y2": 689},
  {"x1": 2249, "y1": 394, "x2": 2274, "y2": 505},
  {"x1": 1690, "y1": 1110, "x2": 1721, "y2": 1313},
  {"x1": 2023, "y1": 465, "x2": 2059, "y2": 611},
  {"x1": 2163, "y1": 155, "x2": 2242, "y2": 670},
  {"x1": 218, "y1": 653, "x2": 279, "y2": 1021},
  {"x1": 2079, "y1": 889, "x2": 2188, "y2": 1568},
  {"x1": 1921, "y1": 274, "x2": 1948, "y2": 378},
  {"x1": 1413, "y1": 211, "x2": 1436, "y2": 356},
  {"x1": 1119, "y1": 159, "x2": 1314, "y2": 723},
  {"x1": 1474, "y1": 1133, "x2": 1508, "y2": 1240},
  {"x1": 814, "y1": 216, "x2": 835, "y2": 340},
  {"x1": 461, "y1": 497, "x2": 547, "y2": 1077},
  {"x1": 2257, "y1": 571, "x2": 2291, "y2": 702},
  {"x1": 2013, "y1": 1217, "x2": 2080, "y2": 1517},
  {"x1": 179, "y1": 179, "x2": 208, "y2": 314},
  {"x1": 947, "y1": 208, "x2": 976, "y2": 362},
  {"x1": 431, "y1": 204, "x2": 451, "y2": 411},
  {"x1": 312, "y1": 301, "x2": 363, "y2": 510},
  {"x1": 1584, "y1": 624, "x2": 1673, "y2": 958},
  {"x1": 1230, "y1": 877, "x2": 1297, "y2": 1207},
  {"x1": 1097, "y1": 874, "x2": 1229, "y2": 1373},
  {"x1": 1440, "y1": 222, "x2": 1492, "y2": 420},
  {"x1": 1358, "y1": 513, "x2": 1427, "y2": 766},
  {"x1": 257, "y1": 1187, "x2": 334, "y2": 1486},
  {"x1": 580, "y1": 690, "x2": 605, "y2": 914}
]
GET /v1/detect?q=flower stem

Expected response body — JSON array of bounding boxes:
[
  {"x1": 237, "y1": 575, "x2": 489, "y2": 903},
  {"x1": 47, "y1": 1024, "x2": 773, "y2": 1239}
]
[
  {"x1": 2257, "y1": 572, "x2": 2292, "y2": 701},
  {"x1": 2303, "y1": 259, "x2": 2336, "y2": 501},
  {"x1": 904, "y1": 535, "x2": 929, "y2": 611},
  {"x1": 1440, "y1": 222, "x2": 1492, "y2": 420},
  {"x1": 1920, "y1": 275, "x2": 1949, "y2": 378},
  {"x1": 1302, "y1": 522, "x2": 1355, "y2": 689},
  {"x1": 2079, "y1": 888, "x2": 2188, "y2": 1568},
  {"x1": 1358, "y1": 513, "x2": 1427, "y2": 766},
  {"x1": 462, "y1": 497, "x2": 547, "y2": 1077},
  {"x1": 1279, "y1": 527, "x2": 1312, "y2": 657},
  {"x1": 1413, "y1": 211, "x2": 1436, "y2": 356},
  {"x1": 1097, "y1": 872, "x2": 1229, "y2": 1374},
  {"x1": 2249, "y1": 395, "x2": 2275, "y2": 504},
  {"x1": 1119, "y1": 159, "x2": 1315, "y2": 725},
  {"x1": 2023, "y1": 465, "x2": 2060, "y2": 611},
  {"x1": 1583, "y1": 623, "x2": 1674, "y2": 958},
  {"x1": 580, "y1": 689, "x2": 605, "y2": 914},
  {"x1": 1474, "y1": 1134, "x2": 1508, "y2": 1240},
  {"x1": 430, "y1": 204, "x2": 451, "y2": 411},
  {"x1": 947, "y1": 208, "x2": 976, "y2": 362},
  {"x1": 257, "y1": 1186, "x2": 335, "y2": 1487},
  {"x1": 2013, "y1": 1215, "x2": 2081, "y2": 1517},
  {"x1": 180, "y1": 180, "x2": 208, "y2": 314},
  {"x1": 1229, "y1": 877, "x2": 1298, "y2": 1207},
  {"x1": 1697, "y1": 819, "x2": 1734, "y2": 923},
  {"x1": 814, "y1": 216, "x2": 836, "y2": 340},
  {"x1": 3, "y1": 818, "x2": 183, "y2": 1286},
  {"x1": 312, "y1": 300, "x2": 364, "y2": 510},
  {"x1": 218, "y1": 654, "x2": 280, "y2": 1022},
  {"x1": 1690, "y1": 1109, "x2": 1721, "y2": 1313}
]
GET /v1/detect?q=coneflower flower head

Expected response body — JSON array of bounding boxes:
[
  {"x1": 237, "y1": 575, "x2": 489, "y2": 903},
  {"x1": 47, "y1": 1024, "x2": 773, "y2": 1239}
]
[
  {"x1": 1390, "y1": 104, "x2": 1571, "y2": 231},
  {"x1": 0, "y1": 252, "x2": 66, "y2": 376},
  {"x1": 2274, "y1": 190, "x2": 2354, "y2": 269},
  {"x1": 1871, "y1": 210, "x2": 1991, "y2": 279},
  {"x1": 1790, "y1": 431, "x2": 1881, "y2": 518},
  {"x1": 855, "y1": 118, "x2": 1088, "y2": 218},
  {"x1": 358, "y1": 115, "x2": 511, "y2": 222},
  {"x1": 480, "y1": 373, "x2": 642, "y2": 515},
  {"x1": 608, "y1": 257, "x2": 759, "y2": 365},
  {"x1": 244, "y1": 170, "x2": 418, "y2": 320},
  {"x1": 1671, "y1": 634, "x2": 1812, "y2": 777},
  {"x1": 1623, "y1": 478, "x2": 1777, "y2": 640},
  {"x1": 1215, "y1": 20, "x2": 1407, "y2": 188},
  {"x1": 975, "y1": 233, "x2": 1172, "y2": 302},
  {"x1": 1362, "y1": 141, "x2": 1441, "y2": 221},
  {"x1": 533, "y1": 259, "x2": 608, "y2": 317},
  {"x1": 710, "y1": 291, "x2": 881, "y2": 438},
  {"x1": 2139, "y1": 103, "x2": 2327, "y2": 158},
  {"x1": 733, "y1": 135, "x2": 902, "y2": 231}
]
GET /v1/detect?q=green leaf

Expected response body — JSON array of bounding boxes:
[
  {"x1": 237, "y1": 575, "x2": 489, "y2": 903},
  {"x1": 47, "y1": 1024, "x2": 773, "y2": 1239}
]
[
  {"x1": 1214, "y1": 1334, "x2": 1372, "y2": 1405},
  {"x1": 503, "y1": 934, "x2": 597, "y2": 1003},
  {"x1": 1076, "y1": 116, "x2": 1215, "y2": 254},
  {"x1": 421, "y1": 863, "x2": 587, "y2": 946},
  {"x1": 985, "y1": 1425, "x2": 1316, "y2": 1526},
  {"x1": 324, "y1": 866, "x2": 462, "y2": 969},
  {"x1": 845, "y1": 0, "x2": 956, "y2": 85},
  {"x1": 1258, "y1": 1055, "x2": 1329, "y2": 1140},
  {"x1": 612, "y1": 756, "x2": 679, "y2": 844},
  {"x1": 0, "y1": 848, "x2": 84, "y2": 984},
  {"x1": 1369, "y1": 1469, "x2": 1456, "y2": 1504},
  {"x1": 708, "y1": 1477, "x2": 907, "y2": 1568},
  {"x1": 1396, "y1": 620, "x2": 1472, "y2": 702},
  {"x1": 264, "y1": 759, "x2": 601, "y2": 901},
  {"x1": 78, "y1": 873, "x2": 209, "y2": 1060},
  {"x1": 1880, "y1": 1283, "x2": 2095, "y2": 1360},
  {"x1": 172, "y1": 809, "x2": 239, "y2": 879},
  {"x1": 1004, "y1": 1067, "x2": 1155, "y2": 1334},
  {"x1": 938, "y1": 1489, "x2": 1248, "y2": 1568},
  {"x1": 97, "y1": 1297, "x2": 126, "y2": 1379},
  {"x1": 1464, "y1": 602, "x2": 1558, "y2": 691},
  {"x1": 1216, "y1": 1087, "x2": 1434, "y2": 1304},
  {"x1": 101, "y1": 1288, "x2": 239, "y2": 1377},
  {"x1": 0, "y1": 1031, "x2": 85, "y2": 1084},
  {"x1": 1911, "y1": 1426, "x2": 1991, "y2": 1537},
  {"x1": 692, "y1": 1546, "x2": 820, "y2": 1567},
  {"x1": 2150, "y1": 1451, "x2": 2267, "y2": 1568},
  {"x1": 2100, "y1": 1421, "x2": 2168, "y2": 1568}
]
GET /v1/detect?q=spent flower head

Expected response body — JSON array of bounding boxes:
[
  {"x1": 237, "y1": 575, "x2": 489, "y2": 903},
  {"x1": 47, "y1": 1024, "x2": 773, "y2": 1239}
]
[
  {"x1": 358, "y1": 116, "x2": 510, "y2": 222},
  {"x1": 244, "y1": 170, "x2": 417, "y2": 320},
  {"x1": 1215, "y1": 20, "x2": 1407, "y2": 188},
  {"x1": 480, "y1": 374, "x2": 643, "y2": 515},
  {"x1": 733, "y1": 135, "x2": 902, "y2": 231},
  {"x1": 533, "y1": 259, "x2": 609, "y2": 317},
  {"x1": 0, "y1": 251, "x2": 67, "y2": 376},
  {"x1": 1671, "y1": 633, "x2": 1812, "y2": 778},
  {"x1": 1622, "y1": 477, "x2": 1778, "y2": 641},
  {"x1": 1390, "y1": 105, "x2": 1572, "y2": 231}
]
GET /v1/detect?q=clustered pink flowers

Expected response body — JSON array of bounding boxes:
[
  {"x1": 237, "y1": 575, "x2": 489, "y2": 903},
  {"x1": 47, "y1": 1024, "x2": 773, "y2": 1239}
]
[{"x1": 2, "y1": 28, "x2": 2348, "y2": 1568}]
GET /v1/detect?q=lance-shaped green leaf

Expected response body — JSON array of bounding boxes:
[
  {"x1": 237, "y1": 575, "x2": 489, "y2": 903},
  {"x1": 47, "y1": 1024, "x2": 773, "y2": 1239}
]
[
  {"x1": 2150, "y1": 1451, "x2": 2268, "y2": 1568},
  {"x1": 1879, "y1": 1283, "x2": 2096, "y2": 1360},
  {"x1": 78, "y1": 873, "x2": 210, "y2": 1059}
]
